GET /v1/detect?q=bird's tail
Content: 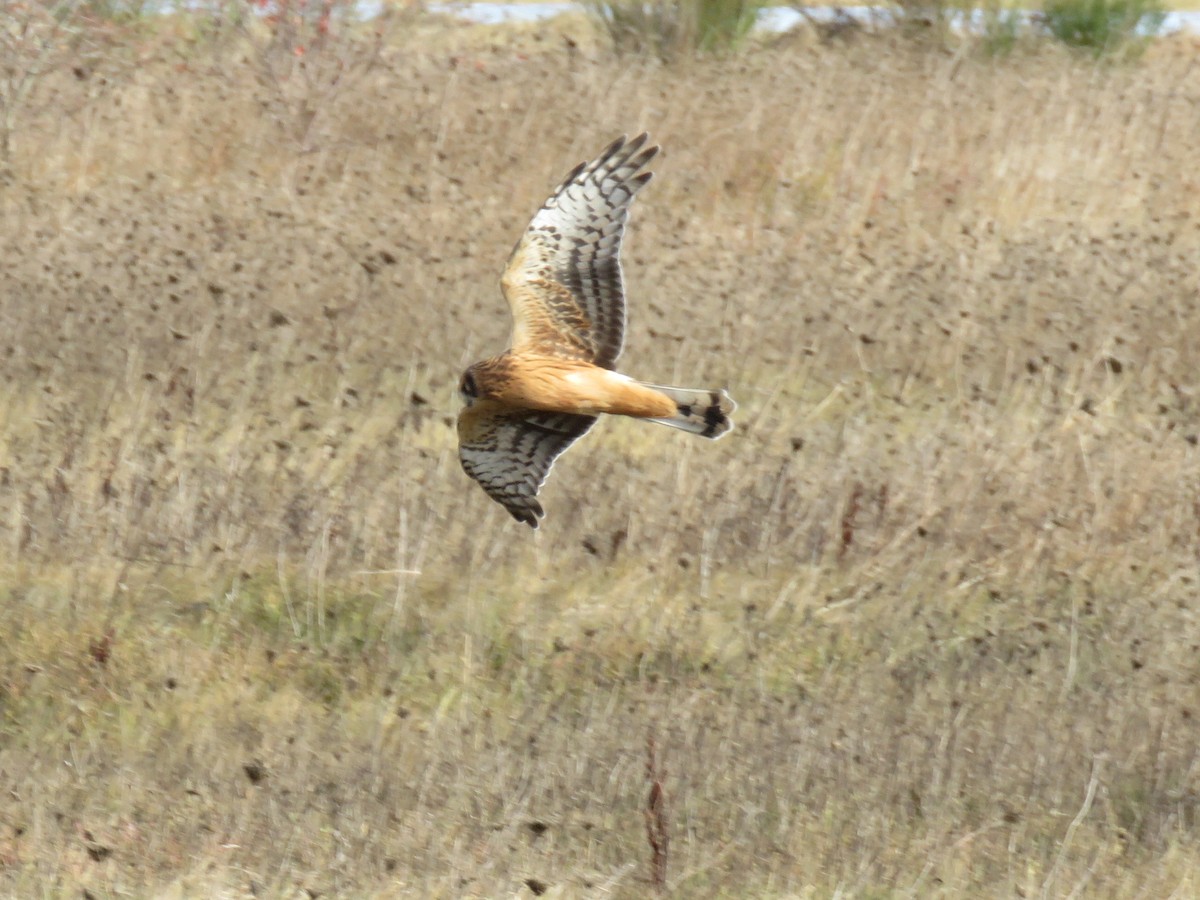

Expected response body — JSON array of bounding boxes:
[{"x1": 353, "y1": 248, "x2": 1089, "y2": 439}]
[{"x1": 639, "y1": 383, "x2": 736, "y2": 439}]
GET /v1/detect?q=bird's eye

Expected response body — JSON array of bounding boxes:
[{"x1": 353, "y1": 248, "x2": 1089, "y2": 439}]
[{"x1": 460, "y1": 372, "x2": 478, "y2": 398}]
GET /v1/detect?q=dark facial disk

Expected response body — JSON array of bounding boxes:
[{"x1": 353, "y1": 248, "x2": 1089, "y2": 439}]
[{"x1": 459, "y1": 369, "x2": 479, "y2": 402}]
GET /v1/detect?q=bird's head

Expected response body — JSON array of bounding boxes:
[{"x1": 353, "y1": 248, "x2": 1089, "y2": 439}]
[{"x1": 458, "y1": 366, "x2": 481, "y2": 408}]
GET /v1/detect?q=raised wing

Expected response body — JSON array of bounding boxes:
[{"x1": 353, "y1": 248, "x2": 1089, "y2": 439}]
[
  {"x1": 501, "y1": 134, "x2": 658, "y2": 369},
  {"x1": 457, "y1": 403, "x2": 597, "y2": 528}
]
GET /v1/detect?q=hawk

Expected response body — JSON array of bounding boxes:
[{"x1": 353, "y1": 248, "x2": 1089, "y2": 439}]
[{"x1": 457, "y1": 134, "x2": 736, "y2": 528}]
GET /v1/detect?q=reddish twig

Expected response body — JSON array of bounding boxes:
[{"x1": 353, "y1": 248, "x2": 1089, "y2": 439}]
[
  {"x1": 644, "y1": 734, "x2": 669, "y2": 892},
  {"x1": 839, "y1": 481, "x2": 864, "y2": 560}
]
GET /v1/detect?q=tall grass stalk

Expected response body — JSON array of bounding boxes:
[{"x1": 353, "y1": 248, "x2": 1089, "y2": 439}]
[{"x1": 977, "y1": 2, "x2": 1026, "y2": 53}]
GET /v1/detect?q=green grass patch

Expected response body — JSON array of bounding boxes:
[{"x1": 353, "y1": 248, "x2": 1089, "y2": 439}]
[
  {"x1": 1040, "y1": 0, "x2": 1167, "y2": 54},
  {"x1": 585, "y1": 0, "x2": 767, "y2": 59}
]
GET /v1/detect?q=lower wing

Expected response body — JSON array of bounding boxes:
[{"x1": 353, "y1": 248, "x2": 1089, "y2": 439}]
[{"x1": 457, "y1": 404, "x2": 597, "y2": 528}]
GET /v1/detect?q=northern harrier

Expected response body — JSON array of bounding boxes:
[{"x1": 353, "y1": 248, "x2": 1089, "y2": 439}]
[{"x1": 457, "y1": 134, "x2": 735, "y2": 528}]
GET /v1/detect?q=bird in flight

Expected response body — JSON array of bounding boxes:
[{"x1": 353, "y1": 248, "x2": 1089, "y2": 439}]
[{"x1": 457, "y1": 134, "x2": 735, "y2": 528}]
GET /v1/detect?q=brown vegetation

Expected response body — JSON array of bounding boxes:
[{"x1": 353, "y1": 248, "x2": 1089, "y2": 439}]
[{"x1": 2, "y1": 13, "x2": 1200, "y2": 896}]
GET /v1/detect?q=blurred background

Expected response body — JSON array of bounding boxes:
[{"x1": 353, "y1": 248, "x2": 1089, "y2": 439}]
[{"x1": 1, "y1": 1, "x2": 1199, "y2": 895}]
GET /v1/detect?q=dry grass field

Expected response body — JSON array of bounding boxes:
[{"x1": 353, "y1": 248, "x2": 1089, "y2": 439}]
[{"x1": 2, "y1": 11, "x2": 1200, "y2": 897}]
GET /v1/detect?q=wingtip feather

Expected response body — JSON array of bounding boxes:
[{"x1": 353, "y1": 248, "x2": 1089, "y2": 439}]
[{"x1": 509, "y1": 503, "x2": 543, "y2": 528}]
